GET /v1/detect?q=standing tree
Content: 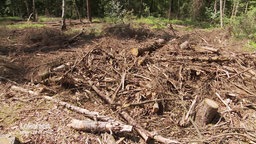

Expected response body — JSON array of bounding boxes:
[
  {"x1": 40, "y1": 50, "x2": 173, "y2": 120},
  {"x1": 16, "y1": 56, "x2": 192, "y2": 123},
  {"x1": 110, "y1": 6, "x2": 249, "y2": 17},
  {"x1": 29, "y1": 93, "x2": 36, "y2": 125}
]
[
  {"x1": 192, "y1": 0, "x2": 205, "y2": 20},
  {"x1": 86, "y1": 0, "x2": 92, "y2": 22},
  {"x1": 73, "y1": 0, "x2": 83, "y2": 23},
  {"x1": 168, "y1": 0, "x2": 172, "y2": 19},
  {"x1": 220, "y1": 0, "x2": 223, "y2": 27},
  {"x1": 32, "y1": 0, "x2": 37, "y2": 21},
  {"x1": 61, "y1": 0, "x2": 66, "y2": 30}
]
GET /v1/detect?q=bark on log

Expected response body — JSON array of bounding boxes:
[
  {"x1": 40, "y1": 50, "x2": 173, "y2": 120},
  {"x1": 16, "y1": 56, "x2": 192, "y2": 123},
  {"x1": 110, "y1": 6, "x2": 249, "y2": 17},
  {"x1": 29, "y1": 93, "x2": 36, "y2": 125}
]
[
  {"x1": 68, "y1": 119, "x2": 132, "y2": 133},
  {"x1": 195, "y1": 98, "x2": 219, "y2": 127},
  {"x1": 10, "y1": 85, "x2": 116, "y2": 122},
  {"x1": 130, "y1": 39, "x2": 166, "y2": 57},
  {"x1": 179, "y1": 41, "x2": 190, "y2": 49}
]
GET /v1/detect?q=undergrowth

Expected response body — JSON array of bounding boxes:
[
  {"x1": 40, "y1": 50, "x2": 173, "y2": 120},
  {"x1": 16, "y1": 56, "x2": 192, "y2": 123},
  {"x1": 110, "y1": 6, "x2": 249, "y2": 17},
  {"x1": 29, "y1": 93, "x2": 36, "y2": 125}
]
[
  {"x1": 5, "y1": 23, "x2": 45, "y2": 29},
  {"x1": 38, "y1": 16, "x2": 61, "y2": 22}
]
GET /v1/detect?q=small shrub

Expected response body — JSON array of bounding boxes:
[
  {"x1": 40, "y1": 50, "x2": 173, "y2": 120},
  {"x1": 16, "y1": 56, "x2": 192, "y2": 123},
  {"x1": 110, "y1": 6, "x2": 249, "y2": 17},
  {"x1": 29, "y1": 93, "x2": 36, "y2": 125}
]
[{"x1": 230, "y1": 7, "x2": 256, "y2": 39}]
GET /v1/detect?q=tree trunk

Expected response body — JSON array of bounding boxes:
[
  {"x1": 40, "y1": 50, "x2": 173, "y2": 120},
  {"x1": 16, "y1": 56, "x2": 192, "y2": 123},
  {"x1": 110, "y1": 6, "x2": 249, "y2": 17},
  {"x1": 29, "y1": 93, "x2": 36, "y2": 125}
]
[
  {"x1": 223, "y1": 0, "x2": 226, "y2": 15},
  {"x1": 245, "y1": 0, "x2": 249, "y2": 13},
  {"x1": 61, "y1": 0, "x2": 66, "y2": 31},
  {"x1": 73, "y1": 0, "x2": 83, "y2": 23},
  {"x1": 139, "y1": 0, "x2": 143, "y2": 17},
  {"x1": 214, "y1": 0, "x2": 217, "y2": 17},
  {"x1": 44, "y1": 0, "x2": 50, "y2": 16},
  {"x1": 234, "y1": 1, "x2": 239, "y2": 17},
  {"x1": 24, "y1": 0, "x2": 30, "y2": 18},
  {"x1": 32, "y1": 0, "x2": 37, "y2": 21},
  {"x1": 192, "y1": 0, "x2": 205, "y2": 20},
  {"x1": 168, "y1": 0, "x2": 172, "y2": 20},
  {"x1": 220, "y1": 0, "x2": 223, "y2": 28},
  {"x1": 86, "y1": 0, "x2": 92, "y2": 22}
]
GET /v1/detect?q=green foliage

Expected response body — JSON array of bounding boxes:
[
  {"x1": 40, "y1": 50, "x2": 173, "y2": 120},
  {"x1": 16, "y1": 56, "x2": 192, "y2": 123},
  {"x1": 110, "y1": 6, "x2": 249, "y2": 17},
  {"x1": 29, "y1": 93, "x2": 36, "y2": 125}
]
[
  {"x1": 3, "y1": 23, "x2": 45, "y2": 29},
  {"x1": 0, "y1": 16, "x2": 21, "y2": 22},
  {"x1": 134, "y1": 16, "x2": 168, "y2": 29},
  {"x1": 243, "y1": 40, "x2": 256, "y2": 52},
  {"x1": 230, "y1": 7, "x2": 256, "y2": 39},
  {"x1": 103, "y1": 0, "x2": 127, "y2": 23},
  {"x1": 38, "y1": 16, "x2": 61, "y2": 22},
  {"x1": 249, "y1": 41, "x2": 256, "y2": 49}
]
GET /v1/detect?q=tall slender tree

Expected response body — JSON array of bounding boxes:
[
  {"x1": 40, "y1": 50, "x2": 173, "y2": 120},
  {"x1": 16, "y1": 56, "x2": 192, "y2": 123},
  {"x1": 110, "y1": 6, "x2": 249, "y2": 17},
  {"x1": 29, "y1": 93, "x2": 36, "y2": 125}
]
[
  {"x1": 86, "y1": 0, "x2": 92, "y2": 22},
  {"x1": 61, "y1": 0, "x2": 66, "y2": 30},
  {"x1": 32, "y1": 0, "x2": 37, "y2": 21},
  {"x1": 220, "y1": 0, "x2": 223, "y2": 27}
]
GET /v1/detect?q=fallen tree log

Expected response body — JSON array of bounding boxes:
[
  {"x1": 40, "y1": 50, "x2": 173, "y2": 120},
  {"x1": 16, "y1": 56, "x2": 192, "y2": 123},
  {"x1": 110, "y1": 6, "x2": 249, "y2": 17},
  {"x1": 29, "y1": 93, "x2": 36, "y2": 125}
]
[
  {"x1": 120, "y1": 112, "x2": 180, "y2": 144},
  {"x1": 68, "y1": 119, "x2": 132, "y2": 133},
  {"x1": 89, "y1": 81, "x2": 180, "y2": 144},
  {"x1": 159, "y1": 55, "x2": 232, "y2": 62},
  {"x1": 10, "y1": 85, "x2": 119, "y2": 122},
  {"x1": 130, "y1": 38, "x2": 167, "y2": 57}
]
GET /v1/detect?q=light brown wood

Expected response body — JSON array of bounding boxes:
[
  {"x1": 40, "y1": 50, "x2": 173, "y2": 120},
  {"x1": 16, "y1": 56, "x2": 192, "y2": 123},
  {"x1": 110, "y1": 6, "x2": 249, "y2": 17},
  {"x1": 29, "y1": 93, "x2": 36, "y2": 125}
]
[
  {"x1": 68, "y1": 119, "x2": 133, "y2": 133},
  {"x1": 130, "y1": 39, "x2": 166, "y2": 57},
  {"x1": 195, "y1": 98, "x2": 219, "y2": 127}
]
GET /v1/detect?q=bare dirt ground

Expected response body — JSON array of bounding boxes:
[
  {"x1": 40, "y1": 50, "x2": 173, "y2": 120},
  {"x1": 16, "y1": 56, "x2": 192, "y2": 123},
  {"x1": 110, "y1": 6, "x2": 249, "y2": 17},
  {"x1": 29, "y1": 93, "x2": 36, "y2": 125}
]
[{"x1": 1, "y1": 20, "x2": 256, "y2": 144}]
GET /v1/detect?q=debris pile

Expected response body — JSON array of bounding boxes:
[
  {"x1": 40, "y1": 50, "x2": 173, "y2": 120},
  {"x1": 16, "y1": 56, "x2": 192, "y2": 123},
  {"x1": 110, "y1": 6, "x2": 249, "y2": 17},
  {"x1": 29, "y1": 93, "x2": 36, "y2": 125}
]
[{"x1": 1, "y1": 25, "x2": 256, "y2": 143}]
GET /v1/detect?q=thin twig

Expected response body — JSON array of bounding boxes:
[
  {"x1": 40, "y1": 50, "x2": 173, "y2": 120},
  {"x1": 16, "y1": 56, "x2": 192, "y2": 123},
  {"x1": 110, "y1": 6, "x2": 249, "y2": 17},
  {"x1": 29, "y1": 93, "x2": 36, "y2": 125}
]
[
  {"x1": 232, "y1": 82, "x2": 256, "y2": 96},
  {"x1": 215, "y1": 92, "x2": 232, "y2": 111},
  {"x1": 227, "y1": 67, "x2": 253, "y2": 80},
  {"x1": 122, "y1": 98, "x2": 176, "y2": 108}
]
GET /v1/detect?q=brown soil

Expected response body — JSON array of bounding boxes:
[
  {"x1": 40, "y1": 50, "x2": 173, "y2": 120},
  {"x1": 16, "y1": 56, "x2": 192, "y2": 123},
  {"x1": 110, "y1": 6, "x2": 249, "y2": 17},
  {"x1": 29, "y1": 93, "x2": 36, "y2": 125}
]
[{"x1": 0, "y1": 20, "x2": 256, "y2": 144}]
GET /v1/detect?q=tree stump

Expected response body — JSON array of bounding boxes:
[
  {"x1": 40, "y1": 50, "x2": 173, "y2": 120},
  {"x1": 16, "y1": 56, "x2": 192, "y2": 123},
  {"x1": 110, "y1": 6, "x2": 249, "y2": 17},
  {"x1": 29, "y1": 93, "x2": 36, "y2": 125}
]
[{"x1": 195, "y1": 98, "x2": 219, "y2": 127}]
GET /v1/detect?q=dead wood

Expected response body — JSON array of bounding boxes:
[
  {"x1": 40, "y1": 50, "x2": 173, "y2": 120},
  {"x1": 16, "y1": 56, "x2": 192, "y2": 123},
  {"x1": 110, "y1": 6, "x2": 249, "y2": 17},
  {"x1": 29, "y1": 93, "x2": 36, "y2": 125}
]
[
  {"x1": 200, "y1": 46, "x2": 220, "y2": 53},
  {"x1": 88, "y1": 80, "x2": 113, "y2": 104},
  {"x1": 120, "y1": 111, "x2": 180, "y2": 144},
  {"x1": 67, "y1": 30, "x2": 84, "y2": 44},
  {"x1": 130, "y1": 38, "x2": 166, "y2": 57},
  {"x1": 159, "y1": 55, "x2": 231, "y2": 62},
  {"x1": 195, "y1": 98, "x2": 219, "y2": 127},
  {"x1": 89, "y1": 80, "x2": 180, "y2": 143},
  {"x1": 68, "y1": 119, "x2": 132, "y2": 133},
  {"x1": 10, "y1": 85, "x2": 118, "y2": 122},
  {"x1": 179, "y1": 41, "x2": 190, "y2": 49}
]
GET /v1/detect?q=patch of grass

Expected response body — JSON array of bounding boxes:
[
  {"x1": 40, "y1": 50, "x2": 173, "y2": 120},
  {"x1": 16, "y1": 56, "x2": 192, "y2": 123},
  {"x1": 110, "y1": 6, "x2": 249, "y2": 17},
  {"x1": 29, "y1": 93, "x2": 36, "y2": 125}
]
[
  {"x1": 243, "y1": 40, "x2": 256, "y2": 52},
  {"x1": 4, "y1": 22, "x2": 45, "y2": 29},
  {"x1": 134, "y1": 17, "x2": 215, "y2": 29},
  {"x1": 38, "y1": 16, "x2": 61, "y2": 22},
  {"x1": 0, "y1": 16, "x2": 22, "y2": 22},
  {"x1": 133, "y1": 16, "x2": 169, "y2": 29},
  {"x1": 92, "y1": 18, "x2": 102, "y2": 23},
  {"x1": 64, "y1": 28, "x2": 81, "y2": 35}
]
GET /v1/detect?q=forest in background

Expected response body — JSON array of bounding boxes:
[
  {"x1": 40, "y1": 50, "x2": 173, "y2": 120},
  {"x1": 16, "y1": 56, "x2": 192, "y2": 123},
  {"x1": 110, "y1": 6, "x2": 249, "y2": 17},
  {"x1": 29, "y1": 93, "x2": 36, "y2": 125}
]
[
  {"x1": 0, "y1": 0, "x2": 256, "y2": 41},
  {"x1": 1, "y1": 1, "x2": 256, "y2": 144}
]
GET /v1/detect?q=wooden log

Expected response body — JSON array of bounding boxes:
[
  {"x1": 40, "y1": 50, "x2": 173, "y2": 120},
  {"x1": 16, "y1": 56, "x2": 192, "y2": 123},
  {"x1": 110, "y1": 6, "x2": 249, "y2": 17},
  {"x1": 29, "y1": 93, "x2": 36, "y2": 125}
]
[
  {"x1": 179, "y1": 41, "x2": 189, "y2": 49},
  {"x1": 89, "y1": 83, "x2": 180, "y2": 143},
  {"x1": 68, "y1": 119, "x2": 133, "y2": 133},
  {"x1": 195, "y1": 98, "x2": 219, "y2": 127},
  {"x1": 130, "y1": 38, "x2": 166, "y2": 57},
  {"x1": 10, "y1": 85, "x2": 117, "y2": 122}
]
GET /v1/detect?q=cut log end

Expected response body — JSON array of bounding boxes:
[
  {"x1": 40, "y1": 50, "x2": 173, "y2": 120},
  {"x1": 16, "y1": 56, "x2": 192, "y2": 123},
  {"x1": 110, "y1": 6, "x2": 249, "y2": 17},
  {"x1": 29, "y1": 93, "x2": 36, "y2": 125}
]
[
  {"x1": 205, "y1": 98, "x2": 219, "y2": 109},
  {"x1": 130, "y1": 48, "x2": 139, "y2": 57},
  {"x1": 195, "y1": 98, "x2": 219, "y2": 127}
]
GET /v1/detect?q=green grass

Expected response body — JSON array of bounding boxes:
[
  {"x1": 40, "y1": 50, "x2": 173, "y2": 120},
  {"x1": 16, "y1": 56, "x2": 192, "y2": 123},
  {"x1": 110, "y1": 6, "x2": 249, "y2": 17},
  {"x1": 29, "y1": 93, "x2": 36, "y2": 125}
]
[
  {"x1": 0, "y1": 16, "x2": 22, "y2": 22},
  {"x1": 133, "y1": 16, "x2": 215, "y2": 29},
  {"x1": 249, "y1": 41, "x2": 256, "y2": 49},
  {"x1": 242, "y1": 40, "x2": 256, "y2": 52},
  {"x1": 4, "y1": 23, "x2": 45, "y2": 29},
  {"x1": 38, "y1": 16, "x2": 61, "y2": 22}
]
